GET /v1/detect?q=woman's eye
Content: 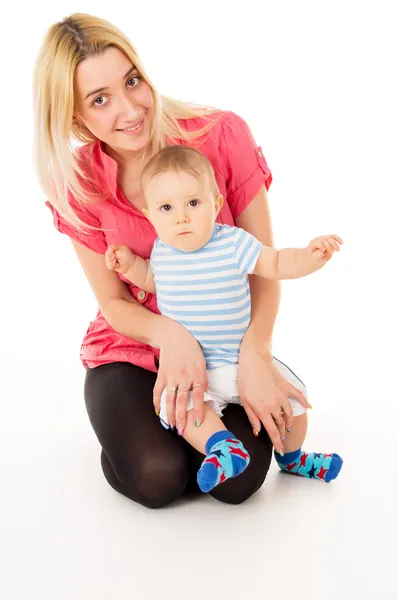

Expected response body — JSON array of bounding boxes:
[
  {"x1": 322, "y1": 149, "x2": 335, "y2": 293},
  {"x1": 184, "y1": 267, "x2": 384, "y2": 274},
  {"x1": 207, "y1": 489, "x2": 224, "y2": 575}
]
[
  {"x1": 93, "y1": 96, "x2": 107, "y2": 106},
  {"x1": 161, "y1": 204, "x2": 172, "y2": 212},
  {"x1": 92, "y1": 76, "x2": 140, "y2": 107},
  {"x1": 127, "y1": 76, "x2": 141, "y2": 88},
  {"x1": 189, "y1": 199, "x2": 199, "y2": 207}
]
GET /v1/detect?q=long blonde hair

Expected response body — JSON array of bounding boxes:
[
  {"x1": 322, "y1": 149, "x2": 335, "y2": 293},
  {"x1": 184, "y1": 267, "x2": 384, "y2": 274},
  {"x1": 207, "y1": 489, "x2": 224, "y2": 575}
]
[{"x1": 33, "y1": 13, "x2": 220, "y2": 227}]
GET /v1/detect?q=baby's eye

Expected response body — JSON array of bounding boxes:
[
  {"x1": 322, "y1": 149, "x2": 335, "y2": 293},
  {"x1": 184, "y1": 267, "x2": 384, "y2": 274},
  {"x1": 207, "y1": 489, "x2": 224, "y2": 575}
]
[
  {"x1": 189, "y1": 199, "x2": 199, "y2": 207},
  {"x1": 160, "y1": 204, "x2": 172, "y2": 212}
]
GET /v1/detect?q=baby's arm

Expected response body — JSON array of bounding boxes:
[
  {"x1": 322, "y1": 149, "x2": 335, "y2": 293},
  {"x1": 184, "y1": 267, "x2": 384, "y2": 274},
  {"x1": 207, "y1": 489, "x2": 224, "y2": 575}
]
[
  {"x1": 105, "y1": 245, "x2": 156, "y2": 293},
  {"x1": 253, "y1": 234, "x2": 343, "y2": 280}
]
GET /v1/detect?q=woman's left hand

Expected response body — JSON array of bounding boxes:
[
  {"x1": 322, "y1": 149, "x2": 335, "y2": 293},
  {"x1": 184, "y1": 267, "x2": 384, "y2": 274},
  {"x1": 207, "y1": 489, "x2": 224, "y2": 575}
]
[{"x1": 237, "y1": 329, "x2": 311, "y2": 453}]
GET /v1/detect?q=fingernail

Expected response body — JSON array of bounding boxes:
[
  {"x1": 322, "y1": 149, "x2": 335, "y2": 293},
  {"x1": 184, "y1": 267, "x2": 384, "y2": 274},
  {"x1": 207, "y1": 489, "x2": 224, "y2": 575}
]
[
  {"x1": 195, "y1": 419, "x2": 201, "y2": 427},
  {"x1": 169, "y1": 425, "x2": 174, "y2": 431},
  {"x1": 155, "y1": 410, "x2": 160, "y2": 416},
  {"x1": 287, "y1": 427, "x2": 292, "y2": 433},
  {"x1": 280, "y1": 449, "x2": 285, "y2": 457},
  {"x1": 282, "y1": 436, "x2": 285, "y2": 441},
  {"x1": 177, "y1": 425, "x2": 184, "y2": 436},
  {"x1": 253, "y1": 427, "x2": 259, "y2": 437},
  {"x1": 308, "y1": 404, "x2": 313, "y2": 410}
]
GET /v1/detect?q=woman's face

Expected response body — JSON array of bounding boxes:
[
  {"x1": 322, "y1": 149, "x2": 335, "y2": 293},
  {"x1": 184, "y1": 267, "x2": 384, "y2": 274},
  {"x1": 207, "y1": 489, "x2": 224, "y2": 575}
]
[{"x1": 74, "y1": 46, "x2": 154, "y2": 158}]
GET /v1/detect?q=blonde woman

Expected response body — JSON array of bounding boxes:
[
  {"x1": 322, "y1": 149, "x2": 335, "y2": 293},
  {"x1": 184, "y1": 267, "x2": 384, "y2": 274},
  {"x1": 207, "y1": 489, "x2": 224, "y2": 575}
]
[{"x1": 34, "y1": 13, "x2": 311, "y2": 508}]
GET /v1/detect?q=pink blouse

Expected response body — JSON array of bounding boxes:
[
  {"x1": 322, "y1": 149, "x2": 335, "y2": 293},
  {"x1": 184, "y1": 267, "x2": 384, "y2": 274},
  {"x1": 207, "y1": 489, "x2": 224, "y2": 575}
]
[{"x1": 47, "y1": 111, "x2": 272, "y2": 372}]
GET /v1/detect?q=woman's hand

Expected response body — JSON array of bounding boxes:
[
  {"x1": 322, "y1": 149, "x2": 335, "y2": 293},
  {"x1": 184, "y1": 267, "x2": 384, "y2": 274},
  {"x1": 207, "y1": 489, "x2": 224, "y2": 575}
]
[
  {"x1": 238, "y1": 330, "x2": 311, "y2": 454},
  {"x1": 153, "y1": 318, "x2": 207, "y2": 435}
]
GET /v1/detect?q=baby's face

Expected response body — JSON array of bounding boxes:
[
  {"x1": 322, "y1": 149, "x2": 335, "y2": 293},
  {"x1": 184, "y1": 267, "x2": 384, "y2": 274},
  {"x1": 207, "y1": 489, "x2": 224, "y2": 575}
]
[{"x1": 143, "y1": 170, "x2": 223, "y2": 252}]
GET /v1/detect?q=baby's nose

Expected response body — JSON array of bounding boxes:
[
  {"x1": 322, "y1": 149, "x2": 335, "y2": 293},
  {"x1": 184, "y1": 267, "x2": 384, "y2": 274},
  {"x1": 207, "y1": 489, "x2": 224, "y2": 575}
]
[{"x1": 176, "y1": 212, "x2": 189, "y2": 224}]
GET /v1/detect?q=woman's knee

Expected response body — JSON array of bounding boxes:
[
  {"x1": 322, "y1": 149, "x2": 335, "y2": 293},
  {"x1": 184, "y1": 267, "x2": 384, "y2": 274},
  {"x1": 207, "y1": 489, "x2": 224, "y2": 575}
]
[
  {"x1": 134, "y1": 453, "x2": 189, "y2": 509},
  {"x1": 209, "y1": 471, "x2": 268, "y2": 505},
  {"x1": 209, "y1": 440, "x2": 273, "y2": 505},
  {"x1": 101, "y1": 449, "x2": 189, "y2": 509}
]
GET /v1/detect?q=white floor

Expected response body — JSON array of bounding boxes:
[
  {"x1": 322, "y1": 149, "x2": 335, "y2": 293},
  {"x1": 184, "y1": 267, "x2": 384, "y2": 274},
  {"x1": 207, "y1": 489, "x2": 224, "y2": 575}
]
[
  {"x1": 2, "y1": 1, "x2": 397, "y2": 597},
  {"x1": 1, "y1": 359, "x2": 396, "y2": 600}
]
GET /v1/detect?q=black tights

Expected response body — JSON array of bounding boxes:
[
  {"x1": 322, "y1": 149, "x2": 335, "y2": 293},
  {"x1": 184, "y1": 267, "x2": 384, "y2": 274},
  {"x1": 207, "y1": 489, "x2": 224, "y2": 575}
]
[{"x1": 84, "y1": 362, "x2": 273, "y2": 508}]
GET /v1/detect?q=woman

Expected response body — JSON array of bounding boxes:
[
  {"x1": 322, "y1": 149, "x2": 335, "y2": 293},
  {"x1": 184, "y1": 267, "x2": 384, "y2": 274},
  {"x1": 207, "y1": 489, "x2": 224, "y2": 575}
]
[{"x1": 33, "y1": 13, "x2": 309, "y2": 508}]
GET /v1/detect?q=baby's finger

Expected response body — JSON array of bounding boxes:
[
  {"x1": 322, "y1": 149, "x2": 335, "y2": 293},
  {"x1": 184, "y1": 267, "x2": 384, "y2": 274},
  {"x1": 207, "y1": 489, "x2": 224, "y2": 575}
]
[
  {"x1": 107, "y1": 244, "x2": 118, "y2": 255},
  {"x1": 325, "y1": 235, "x2": 341, "y2": 251},
  {"x1": 313, "y1": 237, "x2": 327, "y2": 251},
  {"x1": 331, "y1": 234, "x2": 344, "y2": 245},
  {"x1": 322, "y1": 237, "x2": 335, "y2": 255}
]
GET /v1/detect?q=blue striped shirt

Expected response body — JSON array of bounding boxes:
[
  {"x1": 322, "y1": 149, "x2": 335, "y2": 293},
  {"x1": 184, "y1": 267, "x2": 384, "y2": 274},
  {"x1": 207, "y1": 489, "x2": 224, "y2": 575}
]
[{"x1": 151, "y1": 224, "x2": 263, "y2": 370}]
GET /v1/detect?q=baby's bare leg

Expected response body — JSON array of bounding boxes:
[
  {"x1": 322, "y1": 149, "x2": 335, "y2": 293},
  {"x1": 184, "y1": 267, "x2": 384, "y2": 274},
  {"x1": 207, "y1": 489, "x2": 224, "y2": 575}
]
[
  {"x1": 283, "y1": 413, "x2": 308, "y2": 453},
  {"x1": 183, "y1": 404, "x2": 226, "y2": 454},
  {"x1": 183, "y1": 404, "x2": 250, "y2": 493},
  {"x1": 275, "y1": 413, "x2": 343, "y2": 483}
]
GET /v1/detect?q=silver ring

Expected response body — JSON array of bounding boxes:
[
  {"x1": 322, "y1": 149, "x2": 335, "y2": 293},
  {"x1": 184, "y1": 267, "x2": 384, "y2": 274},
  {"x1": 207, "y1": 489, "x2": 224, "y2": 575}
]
[
  {"x1": 192, "y1": 383, "x2": 203, "y2": 388},
  {"x1": 166, "y1": 386, "x2": 177, "y2": 392},
  {"x1": 177, "y1": 388, "x2": 189, "y2": 393}
]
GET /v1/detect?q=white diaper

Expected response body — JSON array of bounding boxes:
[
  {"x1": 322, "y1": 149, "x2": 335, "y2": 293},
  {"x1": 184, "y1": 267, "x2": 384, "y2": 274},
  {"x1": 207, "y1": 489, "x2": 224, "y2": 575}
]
[{"x1": 159, "y1": 357, "x2": 308, "y2": 427}]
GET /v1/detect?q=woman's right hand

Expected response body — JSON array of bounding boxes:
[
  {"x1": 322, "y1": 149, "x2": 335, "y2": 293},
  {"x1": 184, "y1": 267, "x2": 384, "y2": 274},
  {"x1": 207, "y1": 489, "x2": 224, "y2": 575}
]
[{"x1": 153, "y1": 318, "x2": 207, "y2": 436}]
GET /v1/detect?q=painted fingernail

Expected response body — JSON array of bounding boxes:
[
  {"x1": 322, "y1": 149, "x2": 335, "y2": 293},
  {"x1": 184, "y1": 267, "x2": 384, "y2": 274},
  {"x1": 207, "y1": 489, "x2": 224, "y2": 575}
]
[
  {"x1": 177, "y1": 425, "x2": 184, "y2": 436},
  {"x1": 253, "y1": 427, "x2": 259, "y2": 437},
  {"x1": 155, "y1": 410, "x2": 160, "y2": 416},
  {"x1": 308, "y1": 404, "x2": 313, "y2": 409},
  {"x1": 282, "y1": 436, "x2": 285, "y2": 441},
  {"x1": 195, "y1": 419, "x2": 201, "y2": 427},
  {"x1": 287, "y1": 427, "x2": 292, "y2": 433},
  {"x1": 280, "y1": 449, "x2": 285, "y2": 457}
]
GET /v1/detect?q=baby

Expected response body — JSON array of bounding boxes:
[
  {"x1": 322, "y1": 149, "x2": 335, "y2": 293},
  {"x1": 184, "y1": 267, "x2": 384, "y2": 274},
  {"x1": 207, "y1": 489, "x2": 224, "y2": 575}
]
[{"x1": 105, "y1": 145, "x2": 344, "y2": 493}]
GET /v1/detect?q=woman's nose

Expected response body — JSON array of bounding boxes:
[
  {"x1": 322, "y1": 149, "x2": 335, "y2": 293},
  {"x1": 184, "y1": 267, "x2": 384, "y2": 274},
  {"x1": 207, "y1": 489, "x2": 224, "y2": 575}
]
[{"x1": 118, "y1": 94, "x2": 143, "y2": 119}]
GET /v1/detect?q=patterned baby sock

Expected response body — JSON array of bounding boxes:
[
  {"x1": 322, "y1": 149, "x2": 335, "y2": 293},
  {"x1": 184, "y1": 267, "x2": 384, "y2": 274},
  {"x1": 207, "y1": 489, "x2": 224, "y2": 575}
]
[
  {"x1": 197, "y1": 430, "x2": 250, "y2": 493},
  {"x1": 275, "y1": 448, "x2": 343, "y2": 482}
]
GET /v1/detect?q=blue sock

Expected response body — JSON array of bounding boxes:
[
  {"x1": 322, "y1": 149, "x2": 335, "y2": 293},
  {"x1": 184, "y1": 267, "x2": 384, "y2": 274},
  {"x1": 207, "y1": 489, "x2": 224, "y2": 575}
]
[
  {"x1": 275, "y1": 448, "x2": 343, "y2": 482},
  {"x1": 197, "y1": 430, "x2": 250, "y2": 493}
]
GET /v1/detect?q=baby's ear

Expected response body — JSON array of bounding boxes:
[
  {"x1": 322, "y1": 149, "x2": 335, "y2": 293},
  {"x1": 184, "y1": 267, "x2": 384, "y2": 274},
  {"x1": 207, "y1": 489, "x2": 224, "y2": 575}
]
[{"x1": 215, "y1": 194, "x2": 224, "y2": 215}]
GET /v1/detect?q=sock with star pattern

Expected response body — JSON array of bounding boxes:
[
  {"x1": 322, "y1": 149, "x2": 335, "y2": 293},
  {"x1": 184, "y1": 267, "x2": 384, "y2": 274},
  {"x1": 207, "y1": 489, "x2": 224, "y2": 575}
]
[
  {"x1": 197, "y1": 430, "x2": 250, "y2": 493},
  {"x1": 274, "y1": 448, "x2": 343, "y2": 482}
]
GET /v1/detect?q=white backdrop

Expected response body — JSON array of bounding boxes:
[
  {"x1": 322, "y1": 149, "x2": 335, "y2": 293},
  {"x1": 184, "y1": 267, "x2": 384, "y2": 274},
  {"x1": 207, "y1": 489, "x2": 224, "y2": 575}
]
[{"x1": 1, "y1": 1, "x2": 397, "y2": 599}]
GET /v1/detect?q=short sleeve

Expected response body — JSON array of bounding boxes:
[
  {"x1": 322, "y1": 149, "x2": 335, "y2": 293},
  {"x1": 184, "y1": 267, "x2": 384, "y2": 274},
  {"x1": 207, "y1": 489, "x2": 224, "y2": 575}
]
[
  {"x1": 233, "y1": 226, "x2": 263, "y2": 276},
  {"x1": 219, "y1": 112, "x2": 273, "y2": 220},
  {"x1": 149, "y1": 238, "x2": 160, "y2": 275},
  {"x1": 45, "y1": 195, "x2": 107, "y2": 254}
]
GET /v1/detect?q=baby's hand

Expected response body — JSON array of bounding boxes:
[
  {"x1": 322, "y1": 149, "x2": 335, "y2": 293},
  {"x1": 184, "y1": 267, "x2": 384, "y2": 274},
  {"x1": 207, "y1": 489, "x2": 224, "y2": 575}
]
[
  {"x1": 105, "y1": 244, "x2": 136, "y2": 275},
  {"x1": 307, "y1": 234, "x2": 344, "y2": 264}
]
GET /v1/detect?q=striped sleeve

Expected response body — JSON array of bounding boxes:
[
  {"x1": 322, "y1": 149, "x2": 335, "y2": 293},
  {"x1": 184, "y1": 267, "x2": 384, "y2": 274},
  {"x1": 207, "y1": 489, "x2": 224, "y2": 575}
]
[
  {"x1": 233, "y1": 227, "x2": 263, "y2": 276},
  {"x1": 149, "y1": 239, "x2": 157, "y2": 273}
]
